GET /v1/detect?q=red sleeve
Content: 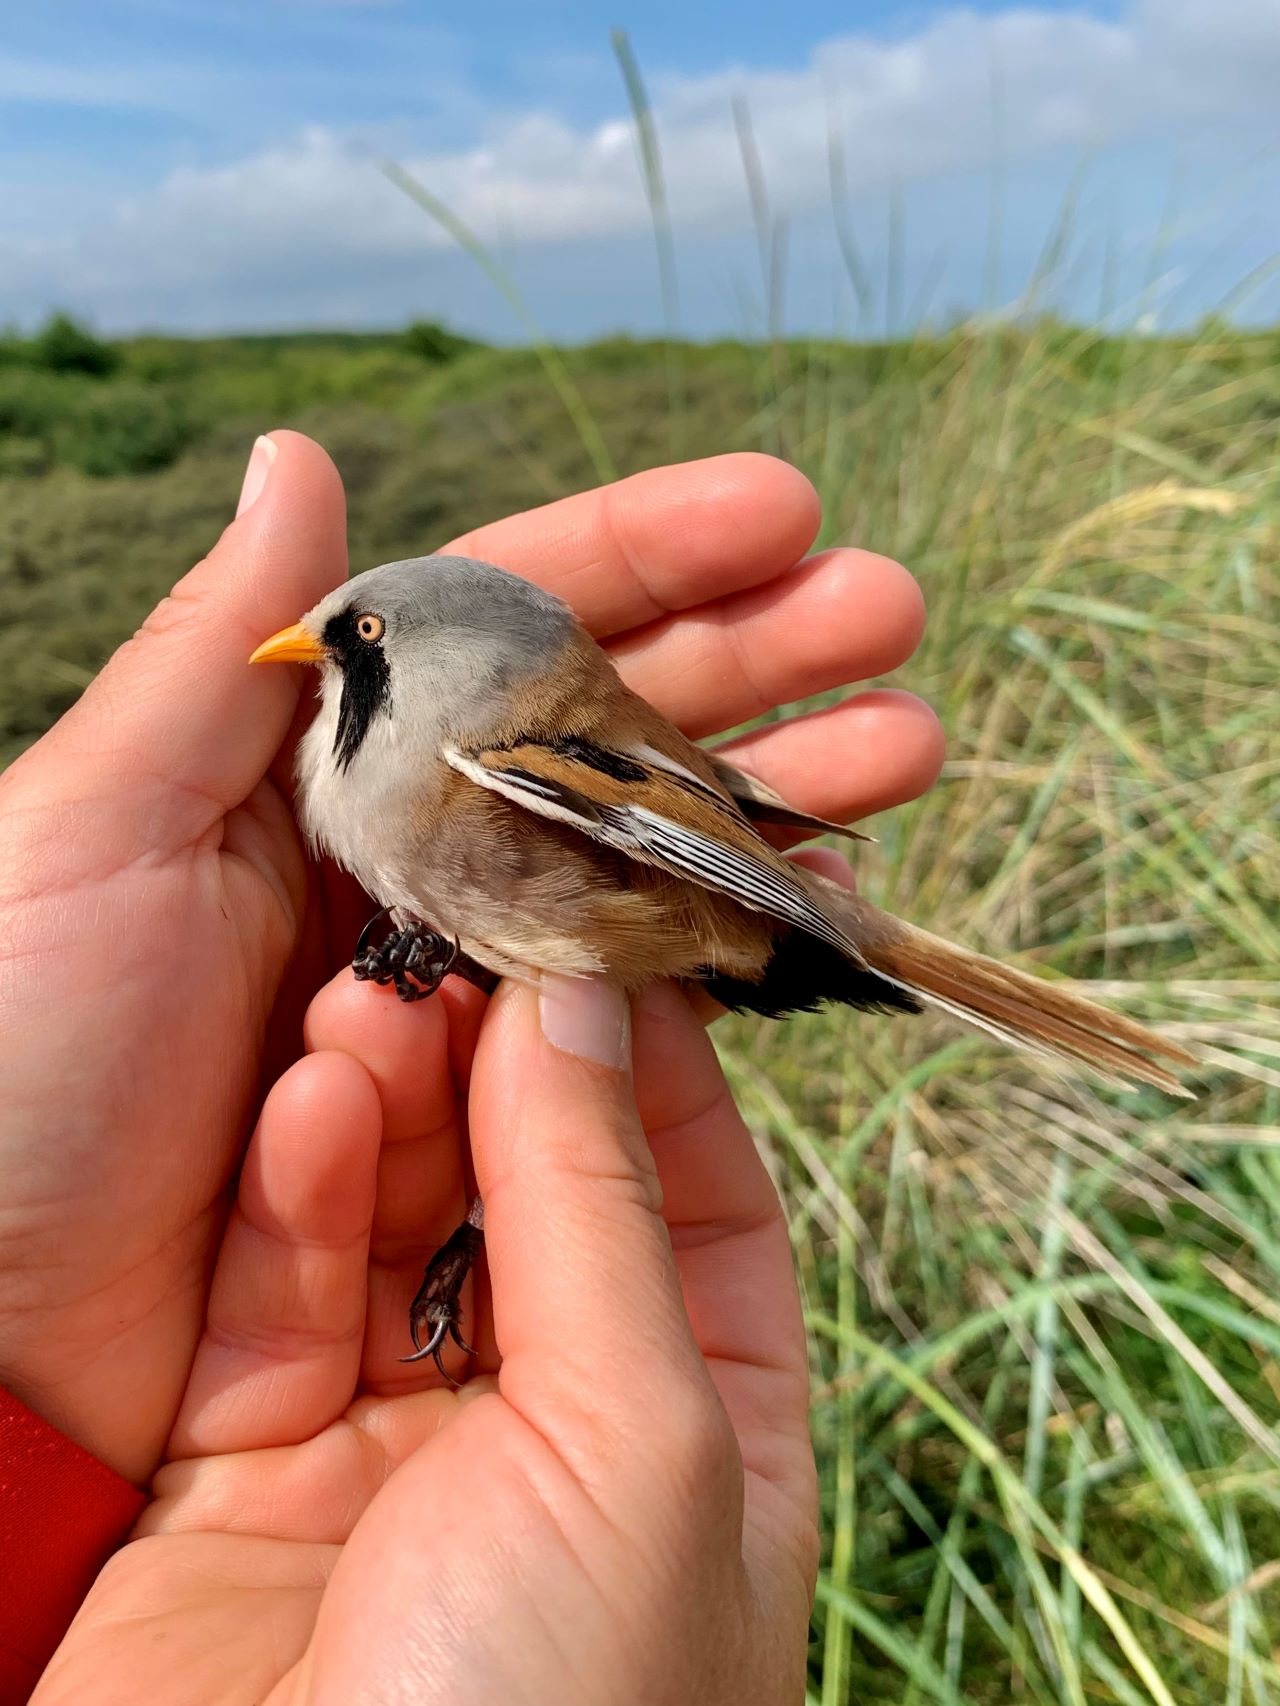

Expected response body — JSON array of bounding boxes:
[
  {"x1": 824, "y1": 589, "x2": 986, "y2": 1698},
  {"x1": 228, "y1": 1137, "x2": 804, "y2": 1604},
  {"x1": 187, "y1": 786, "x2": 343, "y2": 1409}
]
[{"x1": 0, "y1": 1387, "x2": 146, "y2": 1703}]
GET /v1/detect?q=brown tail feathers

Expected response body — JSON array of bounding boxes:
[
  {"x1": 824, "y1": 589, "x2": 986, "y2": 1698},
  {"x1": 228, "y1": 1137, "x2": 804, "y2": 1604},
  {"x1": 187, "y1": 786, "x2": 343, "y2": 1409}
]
[{"x1": 829, "y1": 885, "x2": 1197, "y2": 1097}]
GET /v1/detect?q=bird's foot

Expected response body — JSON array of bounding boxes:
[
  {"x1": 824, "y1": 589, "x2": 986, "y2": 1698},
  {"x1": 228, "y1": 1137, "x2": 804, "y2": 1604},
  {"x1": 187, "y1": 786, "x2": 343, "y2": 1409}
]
[
  {"x1": 352, "y1": 911, "x2": 499, "y2": 1003},
  {"x1": 352, "y1": 913, "x2": 456, "y2": 1003},
  {"x1": 403, "y1": 1205, "x2": 485, "y2": 1384}
]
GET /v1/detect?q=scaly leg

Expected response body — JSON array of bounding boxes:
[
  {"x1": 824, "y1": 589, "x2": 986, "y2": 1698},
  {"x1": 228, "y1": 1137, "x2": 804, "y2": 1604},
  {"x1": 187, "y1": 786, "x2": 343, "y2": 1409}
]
[{"x1": 403, "y1": 1199, "x2": 485, "y2": 1383}]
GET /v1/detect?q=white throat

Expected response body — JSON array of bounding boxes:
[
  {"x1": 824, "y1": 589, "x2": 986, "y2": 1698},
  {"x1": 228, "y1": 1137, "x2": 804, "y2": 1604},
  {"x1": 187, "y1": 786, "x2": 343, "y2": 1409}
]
[{"x1": 295, "y1": 668, "x2": 437, "y2": 909}]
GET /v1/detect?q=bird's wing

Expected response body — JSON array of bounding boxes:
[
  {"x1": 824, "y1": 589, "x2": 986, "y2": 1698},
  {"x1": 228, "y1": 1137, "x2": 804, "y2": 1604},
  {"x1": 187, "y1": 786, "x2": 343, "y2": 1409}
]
[
  {"x1": 706, "y1": 755, "x2": 873, "y2": 843},
  {"x1": 444, "y1": 733, "x2": 864, "y2": 959}
]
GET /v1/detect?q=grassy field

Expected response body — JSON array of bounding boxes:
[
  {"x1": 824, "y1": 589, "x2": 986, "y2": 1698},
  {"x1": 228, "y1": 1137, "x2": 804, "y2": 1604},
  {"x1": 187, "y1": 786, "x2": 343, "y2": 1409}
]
[{"x1": 2, "y1": 312, "x2": 1278, "y2": 1701}]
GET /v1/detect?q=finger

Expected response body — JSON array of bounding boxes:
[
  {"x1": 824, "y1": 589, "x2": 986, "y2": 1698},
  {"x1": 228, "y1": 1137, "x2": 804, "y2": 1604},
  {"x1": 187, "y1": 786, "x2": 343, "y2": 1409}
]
[
  {"x1": 469, "y1": 977, "x2": 736, "y2": 1479},
  {"x1": 610, "y1": 548, "x2": 926, "y2": 736},
  {"x1": 715, "y1": 689, "x2": 946, "y2": 835},
  {"x1": 143, "y1": 1386, "x2": 471, "y2": 1545},
  {"x1": 630, "y1": 983, "x2": 813, "y2": 1509},
  {"x1": 437, "y1": 976, "x2": 492, "y2": 1094},
  {"x1": 45, "y1": 430, "x2": 347, "y2": 851},
  {"x1": 445, "y1": 453, "x2": 820, "y2": 638},
  {"x1": 787, "y1": 845, "x2": 859, "y2": 890},
  {"x1": 168, "y1": 1051, "x2": 380, "y2": 1459},
  {"x1": 303, "y1": 973, "x2": 474, "y2": 1390}
]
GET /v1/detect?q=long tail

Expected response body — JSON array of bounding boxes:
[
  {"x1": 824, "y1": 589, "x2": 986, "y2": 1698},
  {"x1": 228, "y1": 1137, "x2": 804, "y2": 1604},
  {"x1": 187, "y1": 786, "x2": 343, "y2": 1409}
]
[{"x1": 820, "y1": 883, "x2": 1197, "y2": 1097}]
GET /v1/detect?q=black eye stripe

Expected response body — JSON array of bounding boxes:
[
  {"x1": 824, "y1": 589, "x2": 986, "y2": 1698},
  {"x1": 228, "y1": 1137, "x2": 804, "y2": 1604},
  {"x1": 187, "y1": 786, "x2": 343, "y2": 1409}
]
[{"x1": 321, "y1": 608, "x2": 392, "y2": 770}]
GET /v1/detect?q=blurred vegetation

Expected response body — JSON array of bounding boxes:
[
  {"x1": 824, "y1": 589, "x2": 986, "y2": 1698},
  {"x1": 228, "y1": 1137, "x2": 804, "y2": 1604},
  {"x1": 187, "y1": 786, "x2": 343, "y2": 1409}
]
[{"x1": 1, "y1": 307, "x2": 1278, "y2": 1702}]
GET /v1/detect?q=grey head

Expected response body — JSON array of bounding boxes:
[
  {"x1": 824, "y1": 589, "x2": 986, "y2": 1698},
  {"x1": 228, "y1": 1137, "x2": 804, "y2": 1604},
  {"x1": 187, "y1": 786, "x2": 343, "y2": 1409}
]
[{"x1": 301, "y1": 554, "x2": 579, "y2": 772}]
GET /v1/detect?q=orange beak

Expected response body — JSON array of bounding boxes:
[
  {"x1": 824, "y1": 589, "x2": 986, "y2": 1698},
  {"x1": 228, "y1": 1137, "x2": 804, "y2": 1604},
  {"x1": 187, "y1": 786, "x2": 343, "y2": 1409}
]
[{"x1": 248, "y1": 622, "x2": 326, "y2": 666}]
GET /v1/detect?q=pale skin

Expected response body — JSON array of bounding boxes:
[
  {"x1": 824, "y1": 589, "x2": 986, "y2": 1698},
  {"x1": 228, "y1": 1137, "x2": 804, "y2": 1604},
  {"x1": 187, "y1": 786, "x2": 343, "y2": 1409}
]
[{"x1": 0, "y1": 433, "x2": 943, "y2": 1703}]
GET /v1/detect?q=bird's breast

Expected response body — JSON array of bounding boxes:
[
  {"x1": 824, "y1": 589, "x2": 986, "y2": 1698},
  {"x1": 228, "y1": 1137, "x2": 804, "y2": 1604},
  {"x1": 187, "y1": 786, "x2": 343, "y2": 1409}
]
[{"x1": 295, "y1": 696, "x2": 442, "y2": 910}]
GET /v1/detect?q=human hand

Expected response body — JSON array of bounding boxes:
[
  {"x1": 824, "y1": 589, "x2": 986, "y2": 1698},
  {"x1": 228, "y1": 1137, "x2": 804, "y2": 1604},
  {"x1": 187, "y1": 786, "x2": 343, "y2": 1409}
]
[
  {"x1": 0, "y1": 435, "x2": 941, "y2": 1484},
  {"x1": 38, "y1": 966, "x2": 821, "y2": 1706}
]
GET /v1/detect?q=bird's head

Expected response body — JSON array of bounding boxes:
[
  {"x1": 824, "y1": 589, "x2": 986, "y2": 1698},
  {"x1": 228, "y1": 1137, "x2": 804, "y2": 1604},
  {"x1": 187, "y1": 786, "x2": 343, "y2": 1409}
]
[{"x1": 250, "y1": 553, "x2": 577, "y2": 770}]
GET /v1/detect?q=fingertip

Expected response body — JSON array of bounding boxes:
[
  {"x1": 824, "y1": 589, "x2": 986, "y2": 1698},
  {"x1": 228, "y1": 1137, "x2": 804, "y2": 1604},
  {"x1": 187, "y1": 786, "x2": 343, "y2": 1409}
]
[
  {"x1": 691, "y1": 451, "x2": 822, "y2": 548},
  {"x1": 816, "y1": 548, "x2": 927, "y2": 673},
  {"x1": 224, "y1": 430, "x2": 348, "y2": 631},
  {"x1": 447, "y1": 452, "x2": 822, "y2": 639},
  {"x1": 881, "y1": 555, "x2": 928, "y2": 666},
  {"x1": 246, "y1": 428, "x2": 346, "y2": 533},
  {"x1": 608, "y1": 452, "x2": 822, "y2": 604},
  {"x1": 304, "y1": 969, "x2": 454, "y2": 1146},
  {"x1": 787, "y1": 845, "x2": 858, "y2": 891},
  {"x1": 164, "y1": 427, "x2": 347, "y2": 637},
  {"x1": 245, "y1": 1049, "x2": 382, "y2": 1245},
  {"x1": 304, "y1": 962, "x2": 448, "y2": 1049},
  {"x1": 820, "y1": 686, "x2": 946, "y2": 814},
  {"x1": 716, "y1": 687, "x2": 945, "y2": 830},
  {"x1": 876, "y1": 687, "x2": 946, "y2": 793},
  {"x1": 59, "y1": 427, "x2": 349, "y2": 835},
  {"x1": 170, "y1": 1048, "x2": 382, "y2": 1456},
  {"x1": 301, "y1": 965, "x2": 365, "y2": 1047},
  {"x1": 235, "y1": 432, "x2": 277, "y2": 518},
  {"x1": 613, "y1": 543, "x2": 928, "y2": 735}
]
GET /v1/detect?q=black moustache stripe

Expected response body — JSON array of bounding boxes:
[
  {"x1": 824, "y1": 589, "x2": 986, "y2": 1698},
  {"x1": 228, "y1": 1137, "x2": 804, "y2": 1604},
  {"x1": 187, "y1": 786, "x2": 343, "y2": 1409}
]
[{"x1": 324, "y1": 610, "x2": 392, "y2": 770}]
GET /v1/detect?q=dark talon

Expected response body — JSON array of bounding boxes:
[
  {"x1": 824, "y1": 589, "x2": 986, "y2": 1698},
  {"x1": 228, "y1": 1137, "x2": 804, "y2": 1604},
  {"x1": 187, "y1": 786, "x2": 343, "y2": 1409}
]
[
  {"x1": 352, "y1": 909, "x2": 499, "y2": 1001},
  {"x1": 352, "y1": 914, "x2": 457, "y2": 1003},
  {"x1": 354, "y1": 905, "x2": 393, "y2": 962},
  {"x1": 448, "y1": 1321, "x2": 477, "y2": 1357},
  {"x1": 402, "y1": 1206, "x2": 485, "y2": 1385},
  {"x1": 401, "y1": 1315, "x2": 452, "y2": 1378}
]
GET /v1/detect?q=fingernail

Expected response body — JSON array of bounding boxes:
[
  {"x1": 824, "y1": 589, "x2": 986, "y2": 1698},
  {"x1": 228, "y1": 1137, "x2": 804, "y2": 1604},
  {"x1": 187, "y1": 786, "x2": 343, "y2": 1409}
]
[
  {"x1": 539, "y1": 974, "x2": 631, "y2": 1071},
  {"x1": 236, "y1": 434, "x2": 278, "y2": 518}
]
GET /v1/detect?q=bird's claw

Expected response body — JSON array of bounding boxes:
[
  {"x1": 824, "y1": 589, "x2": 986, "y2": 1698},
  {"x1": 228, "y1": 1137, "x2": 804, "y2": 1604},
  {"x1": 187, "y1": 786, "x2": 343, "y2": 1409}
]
[
  {"x1": 352, "y1": 915, "x2": 457, "y2": 1003},
  {"x1": 401, "y1": 1215, "x2": 485, "y2": 1385},
  {"x1": 352, "y1": 911, "x2": 499, "y2": 1003}
]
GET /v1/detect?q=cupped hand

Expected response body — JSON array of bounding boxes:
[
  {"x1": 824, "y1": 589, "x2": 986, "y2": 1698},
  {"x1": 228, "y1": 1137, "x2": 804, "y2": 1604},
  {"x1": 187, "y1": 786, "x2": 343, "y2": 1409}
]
[
  {"x1": 0, "y1": 433, "x2": 941, "y2": 1483},
  {"x1": 38, "y1": 968, "x2": 819, "y2": 1706}
]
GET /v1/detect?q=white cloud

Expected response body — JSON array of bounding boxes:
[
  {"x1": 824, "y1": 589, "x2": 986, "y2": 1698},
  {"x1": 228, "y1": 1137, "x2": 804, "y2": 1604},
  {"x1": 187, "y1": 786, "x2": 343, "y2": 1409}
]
[{"x1": 3, "y1": 0, "x2": 1276, "y2": 332}]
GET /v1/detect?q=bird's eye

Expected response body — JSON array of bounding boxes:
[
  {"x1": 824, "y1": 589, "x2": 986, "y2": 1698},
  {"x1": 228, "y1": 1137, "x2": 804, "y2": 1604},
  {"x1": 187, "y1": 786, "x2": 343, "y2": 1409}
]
[{"x1": 355, "y1": 612, "x2": 384, "y2": 644}]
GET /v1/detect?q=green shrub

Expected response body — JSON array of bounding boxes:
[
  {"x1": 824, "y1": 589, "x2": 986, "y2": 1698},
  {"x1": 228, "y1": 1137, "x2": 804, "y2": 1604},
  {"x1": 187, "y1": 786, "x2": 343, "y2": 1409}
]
[
  {"x1": 121, "y1": 337, "x2": 202, "y2": 383},
  {"x1": 0, "y1": 366, "x2": 77, "y2": 438},
  {"x1": 30, "y1": 312, "x2": 119, "y2": 377},
  {"x1": 52, "y1": 382, "x2": 192, "y2": 476},
  {"x1": 401, "y1": 319, "x2": 479, "y2": 364}
]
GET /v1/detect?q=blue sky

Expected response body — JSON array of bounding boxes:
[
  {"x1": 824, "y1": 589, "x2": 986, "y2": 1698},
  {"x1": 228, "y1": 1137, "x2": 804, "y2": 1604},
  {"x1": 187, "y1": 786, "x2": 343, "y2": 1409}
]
[{"x1": 2, "y1": 0, "x2": 1276, "y2": 339}]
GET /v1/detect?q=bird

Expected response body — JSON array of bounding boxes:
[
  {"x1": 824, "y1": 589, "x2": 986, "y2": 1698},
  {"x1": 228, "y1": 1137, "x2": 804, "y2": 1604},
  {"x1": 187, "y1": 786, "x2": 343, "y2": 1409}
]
[{"x1": 250, "y1": 553, "x2": 1195, "y2": 1375}]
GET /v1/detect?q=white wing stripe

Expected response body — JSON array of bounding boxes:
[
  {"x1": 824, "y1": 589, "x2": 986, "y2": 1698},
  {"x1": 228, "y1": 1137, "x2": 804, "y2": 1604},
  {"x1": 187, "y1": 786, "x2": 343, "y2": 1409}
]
[
  {"x1": 444, "y1": 747, "x2": 599, "y2": 829},
  {"x1": 630, "y1": 743, "x2": 721, "y2": 794},
  {"x1": 620, "y1": 807, "x2": 860, "y2": 957},
  {"x1": 448, "y1": 745, "x2": 862, "y2": 962}
]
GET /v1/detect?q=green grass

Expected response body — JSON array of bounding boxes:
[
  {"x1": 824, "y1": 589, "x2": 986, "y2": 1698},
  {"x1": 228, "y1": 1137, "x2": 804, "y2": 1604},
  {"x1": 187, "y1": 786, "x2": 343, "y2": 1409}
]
[{"x1": 1, "y1": 308, "x2": 1277, "y2": 1700}]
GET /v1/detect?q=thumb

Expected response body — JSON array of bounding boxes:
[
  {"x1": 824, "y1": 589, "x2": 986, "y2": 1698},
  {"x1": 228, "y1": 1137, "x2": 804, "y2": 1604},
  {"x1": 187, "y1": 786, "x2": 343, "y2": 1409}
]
[
  {"x1": 37, "y1": 429, "x2": 347, "y2": 850},
  {"x1": 469, "y1": 974, "x2": 715, "y2": 1430}
]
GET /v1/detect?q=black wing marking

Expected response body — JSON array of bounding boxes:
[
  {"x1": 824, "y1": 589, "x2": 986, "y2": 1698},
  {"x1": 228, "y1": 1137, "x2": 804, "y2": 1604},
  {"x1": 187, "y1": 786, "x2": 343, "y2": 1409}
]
[{"x1": 445, "y1": 742, "x2": 864, "y2": 961}]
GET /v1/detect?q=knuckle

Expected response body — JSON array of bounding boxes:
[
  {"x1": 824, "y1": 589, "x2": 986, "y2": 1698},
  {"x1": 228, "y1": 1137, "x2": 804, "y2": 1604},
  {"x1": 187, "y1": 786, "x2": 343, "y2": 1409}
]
[
  {"x1": 542, "y1": 1125, "x2": 666, "y2": 1221},
  {"x1": 131, "y1": 569, "x2": 215, "y2": 647},
  {"x1": 660, "y1": 1381, "x2": 740, "y2": 1488}
]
